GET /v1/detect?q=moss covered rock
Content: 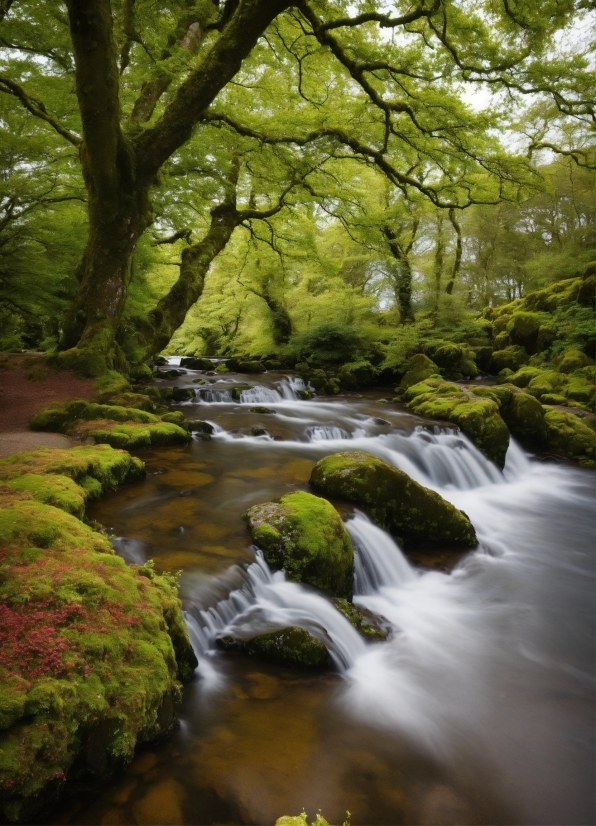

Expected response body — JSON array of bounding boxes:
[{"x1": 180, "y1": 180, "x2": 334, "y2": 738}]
[
  {"x1": 543, "y1": 409, "x2": 596, "y2": 466},
  {"x1": 399, "y1": 353, "x2": 440, "y2": 391},
  {"x1": 331, "y1": 598, "x2": 388, "y2": 640},
  {"x1": 179, "y1": 357, "x2": 214, "y2": 370},
  {"x1": 402, "y1": 378, "x2": 510, "y2": 467},
  {"x1": 103, "y1": 392, "x2": 156, "y2": 412},
  {"x1": 217, "y1": 626, "x2": 329, "y2": 669},
  {"x1": 506, "y1": 312, "x2": 543, "y2": 353},
  {"x1": 505, "y1": 365, "x2": 595, "y2": 410},
  {"x1": 244, "y1": 491, "x2": 354, "y2": 599},
  {"x1": 0, "y1": 449, "x2": 197, "y2": 823},
  {"x1": 470, "y1": 386, "x2": 547, "y2": 450},
  {"x1": 489, "y1": 345, "x2": 529, "y2": 373},
  {"x1": 310, "y1": 452, "x2": 477, "y2": 550}
]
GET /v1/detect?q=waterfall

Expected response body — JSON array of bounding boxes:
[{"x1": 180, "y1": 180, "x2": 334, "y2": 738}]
[
  {"x1": 347, "y1": 512, "x2": 417, "y2": 595},
  {"x1": 194, "y1": 387, "x2": 233, "y2": 403},
  {"x1": 305, "y1": 425, "x2": 351, "y2": 441},
  {"x1": 239, "y1": 385, "x2": 284, "y2": 404},
  {"x1": 184, "y1": 552, "x2": 365, "y2": 671}
]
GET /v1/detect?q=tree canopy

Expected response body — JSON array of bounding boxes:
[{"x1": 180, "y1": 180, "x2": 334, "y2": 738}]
[{"x1": 0, "y1": 0, "x2": 593, "y2": 374}]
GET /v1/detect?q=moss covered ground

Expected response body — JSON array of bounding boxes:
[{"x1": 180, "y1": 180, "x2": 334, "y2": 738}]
[
  {"x1": 0, "y1": 446, "x2": 197, "y2": 823},
  {"x1": 30, "y1": 399, "x2": 190, "y2": 450}
]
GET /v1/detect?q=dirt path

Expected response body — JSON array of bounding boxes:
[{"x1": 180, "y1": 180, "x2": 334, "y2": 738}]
[{"x1": 0, "y1": 354, "x2": 98, "y2": 457}]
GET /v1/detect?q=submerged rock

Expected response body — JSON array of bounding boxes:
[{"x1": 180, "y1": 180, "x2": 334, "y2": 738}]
[
  {"x1": 310, "y1": 452, "x2": 477, "y2": 551},
  {"x1": 331, "y1": 598, "x2": 389, "y2": 640},
  {"x1": 249, "y1": 406, "x2": 275, "y2": 414},
  {"x1": 217, "y1": 626, "x2": 330, "y2": 669},
  {"x1": 244, "y1": 491, "x2": 354, "y2": 599}
]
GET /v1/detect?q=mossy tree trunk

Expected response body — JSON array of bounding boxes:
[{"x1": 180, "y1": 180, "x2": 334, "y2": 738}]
[
  {"x1": 445, "y1": 207, "x2": 463, "y2": 296},
  {"x1": 57, "y1": 0, "x2": 291, "y2": 375},
  {"x1": 382, "y1": 220, "x2": 418, "y2": 323}
]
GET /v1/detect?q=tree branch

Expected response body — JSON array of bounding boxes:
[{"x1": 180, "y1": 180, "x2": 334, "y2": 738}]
[{"x1": 0, "y1": 76, "x2": 81, "y2": 146}]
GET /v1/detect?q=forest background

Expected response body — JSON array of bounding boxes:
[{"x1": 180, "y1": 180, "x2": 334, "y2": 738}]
[{"x1": 0, "y1": 0, "x2": 594, "y2": 379}]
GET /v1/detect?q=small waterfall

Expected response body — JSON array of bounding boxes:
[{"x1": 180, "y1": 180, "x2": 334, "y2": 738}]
[
  {"x1": 347, "y1": 513, "x2": 417, "y2": 595},
  {"x1": 239, "y1": 385, "x2": 284, "y2": 404},
  {"x1": 305, "y1": 425, "x2": 351, "y2": 441},
  {"x1": 362, "y1": 428, "x2": 504, "y2": 491},
  {"x1": 279, "y1": 376, "x2": 310, "y2": 399},
  {"x1": 184, "y1": 552, "x2": 365, "y2": 671},
  {"x1": 194, "y1": 387, "x2": 233, "y2": 403}
]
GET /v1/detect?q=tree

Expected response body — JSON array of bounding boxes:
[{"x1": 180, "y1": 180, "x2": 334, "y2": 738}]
[{"x1": 1, "y1": 0, "x2": 593, "y2": 373}]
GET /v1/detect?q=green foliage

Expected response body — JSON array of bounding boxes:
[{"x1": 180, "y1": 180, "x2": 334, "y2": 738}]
[{"x1": 295, "y1": 323, "x2": 362, "y2": 366}]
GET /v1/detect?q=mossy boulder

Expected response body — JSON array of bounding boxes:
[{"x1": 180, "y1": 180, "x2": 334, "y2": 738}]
[
  {"x1": 160, "y1": 411, "x2": 187, "y2": 426},
  {"x1": 310, "y1": 452, "x2": 477, "y2": 550},
  {"x1": 398, "y1": 353, "x2": 440, "y2": 391},
  {"x1": 556, "y1": 349, "x2": 593, "y2": 373},
  {"x1": 217, "y1": 626, "x2": 329, "y2": 669},
  {"x1": 226, "y1": 359, "x2": 265, "y2": 373},
  {"x1": 331, "y1": 598, "x2": 388, "y2": 641},
  {"x1": 471, "y1": 386, "x2": 547, "y2": 450},
  {"x1": 179, "y1": 357, "x2": 214, "y2": 370},
  {"x1": 506, "y1": 312, "x2": 542, "y2": 353},
  {"x1": 0, "y1": 449, "x2": 197, "y2": 823},
  {"x1": 338, "y1": 360, "x2": 376, "y2": 390},
  {"x1": 543, "y1": 409, "x2": 596, "y2": 466},
  {"x1": 81, "y1": 421, "x2": 190, "y2": 449},
  {"x1": 244, "y1": 491, "x2": 354, "y2": 600},
  {"x1": 489, "y1": 345, "x2": 529, "y2": 374},
  {"x1": 402, "y1": 378, "x2": 510, "y2": 467},
  {"x1": 505, "y1": 365, "x2": 595, "y2": 410}
]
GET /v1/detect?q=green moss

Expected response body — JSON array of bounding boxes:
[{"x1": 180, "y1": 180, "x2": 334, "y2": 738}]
[
  {"x1": 543, "y1": 408, "x2": 596, "y2": 466},
  {"x1": 94, "y1": 370, "x2": 132, "y2": 400},
  {"x1": 398, "y1": 354, "x2": 440, "y2": 391},
  {"x1": 403, "y1": 378, "x2": 509, "y2": 467},
  {"x1": 503, "y1": 365, "x2": 543, "y2": 388},
  {"x1": 5, "y1": 474, "x2": 86, "y2": 518},
  {"x1": 0, "y1": 450, "x2": 197, "y2": 822},
  {"x1": 310, "y1": 452, "x2": 477, "y2": 550},
  {"x1": 160, "y1": 411, "x2": 187, "y2": 426},
  {"x1": 556, "y1": 349, "x2": 593, "y2": 373},
  {"x1": 0, "y1": 445, "x2": 145, "y2": 496},
  {"x1": 104, "y1": 392, "x2": 156, "y2": 412},
  {"x1": 86, "y1": 422, "x2": 190, "y2": 449},
  {"x1": 489, "y1": 345, "x2": 529, "y2": 373},
  {"x1": 331, "y1": 598, "x2": 388, "y2": 640},
  {"x1": 245, "y1": 491, "x2": 354, "y2": 599},
  {"x1": 506, "y1": 312, "x2": 542, "y2": 353},
  {"x1": 218, "y1": 626, "x2": 329, "y2": 669},
  {"x1": 31, "y1": 400, "x2": 159, "y2": 433}
]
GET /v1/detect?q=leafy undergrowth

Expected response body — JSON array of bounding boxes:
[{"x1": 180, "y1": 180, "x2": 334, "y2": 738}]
[{"x1": 0, "y1": 446, "x2": 197, "y2": 823}]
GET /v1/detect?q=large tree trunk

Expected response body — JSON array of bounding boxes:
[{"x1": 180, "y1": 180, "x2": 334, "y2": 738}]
[
  {"x1": 56, "y1": 0, "x2": 291, "y2": 376},
  {"x1": 382, "y1": 223, "x2": 415, "y2": 323},
  {"x1": 445, "y1": 208, "x2": 462, "y2": 295}
]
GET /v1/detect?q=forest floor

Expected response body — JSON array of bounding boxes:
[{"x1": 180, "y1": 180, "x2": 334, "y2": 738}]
[{"x1": 0, "y1": 353, "x2": 97, "y2": 457}]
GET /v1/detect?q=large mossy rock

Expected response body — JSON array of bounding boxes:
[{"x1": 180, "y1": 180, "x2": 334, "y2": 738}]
[
  {"x1": 244, "y1": 491, "x2": 354, "y2": 600},
  {"x1": 401, "y1": 378, "x2": 510, "y2": 467},
  {"x1": 310, "y1": 452, "x2": 477, "y2": 550},
  {"x1": 331, "y1": 598, "x2": 388, "y2": 641},
  {"x1": 179, "y1": 357, "x2": 214, "y2": 370},
  {"x1": 488, "y1": 345, "x2": 529, "y2": 373},
  {"x1": 217, "y1": 626, "x2": 329, "y2": 669},
  {"x1": 470, "y1": 386, "x2": 547, "y2": 450},
  {"x1": 399, "y1": 353, "x2": 440, "y2": 390},
  {"x1": 543, "y1": 409, "x2": 596, "y2": 467},
  {"x1": 504, "y1": 365, "x2": 595, "y2": 411},
  {"x1": 0, "y1": 448, "x2": 197, "y2": 824}
]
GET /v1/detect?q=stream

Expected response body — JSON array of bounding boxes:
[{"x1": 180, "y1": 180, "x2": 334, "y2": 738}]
[{"x1": 52, "y1": 364, "x2": 595, "y2": 826}]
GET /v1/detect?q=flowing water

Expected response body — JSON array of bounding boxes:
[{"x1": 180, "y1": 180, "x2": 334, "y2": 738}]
[{"x1": 52, "y1": 365, "x2": 595, "y2": 826}]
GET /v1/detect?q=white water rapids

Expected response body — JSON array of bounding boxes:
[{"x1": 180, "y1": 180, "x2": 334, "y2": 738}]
[{"x1": 125, "y1": 364, "x2": 594, "y2": 823}]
